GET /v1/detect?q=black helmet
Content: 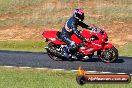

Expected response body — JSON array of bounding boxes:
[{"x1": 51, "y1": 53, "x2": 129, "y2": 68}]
[{"x1": 73, "y1": 8, "x2": 84, "y2": 21}]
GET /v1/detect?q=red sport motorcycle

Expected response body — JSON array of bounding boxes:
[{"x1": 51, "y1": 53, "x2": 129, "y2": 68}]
[{"x1": 42, "y1": 26, "x2": 118, "y2": 63}]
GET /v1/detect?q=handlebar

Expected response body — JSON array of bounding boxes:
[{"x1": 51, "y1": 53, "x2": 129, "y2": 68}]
[{"x1": 88, "y1": 26, "x2": 104, "y2": 35}]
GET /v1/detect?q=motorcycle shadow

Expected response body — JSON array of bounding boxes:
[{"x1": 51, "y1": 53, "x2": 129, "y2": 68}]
[
  {"x1": 81, "y1": 57, "x2": 124, "y2": 63},
  {"x1": 60, "y1": 57, "x2": 124, "y2": 63}
]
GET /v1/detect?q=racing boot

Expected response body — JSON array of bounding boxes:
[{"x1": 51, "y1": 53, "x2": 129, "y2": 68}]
[
  {"x1": 63, "y1": 46, "x2": 69, "y2": 59},
  {"x1": 71, "y1": 55, "x2": 78, "y2": 60},
  {"x1": 69, "y1": 42, "x2": 78, "y2": 60}
]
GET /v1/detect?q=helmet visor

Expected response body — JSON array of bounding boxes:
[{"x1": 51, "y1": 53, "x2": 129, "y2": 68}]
[{"x1": 76, "y1": 13, "x2": 84, "y2": 21}]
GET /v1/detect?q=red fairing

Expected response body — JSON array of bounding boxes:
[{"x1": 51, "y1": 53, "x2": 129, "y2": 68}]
[
  {"x1": 102, "y1": 43, "x2": 113, "y2": 51},
  {"x1": 78, "y1": 29, "x2": 109, "y2": 55},
  {"x1": 81, "y1": 30, "x2": 91, "y2": 38},
  {"x1": 71, "y1": 34, "x2": 82, "y2": 44},
  {"x1": 42, "y1": 27, "x2": 114, "y2": 55},
  {"x1": 42, "y1": 31, "x2": 65, "y2": 44},
  {"x1": 43, "y1": 26, "x2": 118, "y2": 63}
]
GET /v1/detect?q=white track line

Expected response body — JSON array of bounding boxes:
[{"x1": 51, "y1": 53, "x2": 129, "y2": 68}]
[
  {"x1": 3, "y1": 66, "x2": 14, "y2": 68},
  {"x1": 52, "y1": 69, "x2": 65, "y2": 71},
  {"x1": 116, "y1": 73, "x2": 127, "y2": 74},
  {"x1": 100, "y1": 72, "x2": 112, "y2": 74},
  {"x1": 0, "y1": 65, "x2": 131, "y2": 75},
  {"x1": 86, "y1": 71, "x2": 98, "y2": 73},
  {"x1": 18, "y1": 67, "x2": 32, "y2": 69},
  {"x1": 35, "y1": 68, "x2": 48, "y2": 70},
  {"x1": 71, "y1": 70, "x2": 78, "y2": 72}
]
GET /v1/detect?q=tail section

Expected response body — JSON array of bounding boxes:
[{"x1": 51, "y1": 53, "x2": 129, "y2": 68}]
[{"x1": 42, "y1": 31, "x2": 65, "y2": 44}]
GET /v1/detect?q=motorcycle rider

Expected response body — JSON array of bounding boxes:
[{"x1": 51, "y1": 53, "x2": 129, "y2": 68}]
[{"x1": 60, "y1": 8, "x2": 93, "y2": 59}]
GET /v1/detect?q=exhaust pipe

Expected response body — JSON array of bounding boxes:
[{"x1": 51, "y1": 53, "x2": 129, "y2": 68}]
[
  {"x1": 45, "y1": 46, "x2": 64, "y2": 58},
  {"x1": 44, "y1": 46, "x2": 49, "y2": 49}
]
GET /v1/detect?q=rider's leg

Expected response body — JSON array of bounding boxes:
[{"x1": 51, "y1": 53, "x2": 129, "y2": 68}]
[
  {"x1": 63, "y1": 46, "x2": 69, "y2": 58},
  {"x1": 61, "y1": 36, "x2": 74, "y2": 58}
]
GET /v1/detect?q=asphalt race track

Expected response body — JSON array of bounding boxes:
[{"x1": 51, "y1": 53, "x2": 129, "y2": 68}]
[{"x1": 0, "y1": 50, "x2": 132, "y2": 74}]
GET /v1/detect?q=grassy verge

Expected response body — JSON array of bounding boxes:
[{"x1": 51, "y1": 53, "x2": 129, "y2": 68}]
[
  {"x1": 0, "y1": 40, "x2": 132, "y2": 56},
  {"x1": 92, "y1": 0, "x2": 132, "y2": 24},
  {"x1": 0, "y1": 40, "x2": 131, "y2": 56},
  {"x1": 0, "y1": 0, "x2": 131, "y2": 28},
  {"x1": 0, "y1": 67, "x2": 131, "y2": 88},
  {"x1": 118, "y1": 42, "x2": 132, "y2": 56},
  {"x1": 0, "y1": 40, "x2": 47, "y2": 52}
]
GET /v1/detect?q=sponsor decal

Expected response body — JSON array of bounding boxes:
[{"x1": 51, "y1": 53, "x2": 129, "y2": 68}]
[{"x1": 49, "y1": 38, "x2": 56, "y2": 41}]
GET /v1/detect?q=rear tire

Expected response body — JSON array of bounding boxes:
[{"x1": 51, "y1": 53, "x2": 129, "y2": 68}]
[
  {"x1": 98, "y1": 47, "x2": 118, "y2": 63},
  {"x1": 46, "y1": 42, "x2": 62, "y2": 61},
  {"x1": 47, "y1": 50, "x2": 62, "y2": 61}
]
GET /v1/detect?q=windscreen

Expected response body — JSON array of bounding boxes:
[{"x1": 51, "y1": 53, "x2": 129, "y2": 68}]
[{"x1": 92, "y1": 27, "x2": 104, "y2": 34}]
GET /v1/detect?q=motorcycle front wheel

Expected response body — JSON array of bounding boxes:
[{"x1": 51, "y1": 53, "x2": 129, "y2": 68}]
[{"x1": 97, "y1": 47, "x2": 118, "y2": 63}]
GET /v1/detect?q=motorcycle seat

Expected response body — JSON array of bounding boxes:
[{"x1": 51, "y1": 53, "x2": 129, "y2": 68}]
[{"x1": 56, "y1": 31, "x2": 63, "y2": 41}]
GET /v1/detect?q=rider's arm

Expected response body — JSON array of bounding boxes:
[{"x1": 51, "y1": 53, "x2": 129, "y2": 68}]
[
  {"x1": 71, "y1": 22, "x2": 86, "y2": 41},
  {"x1": 78, "y1": 21, "x2": 92, "y2": 30}
]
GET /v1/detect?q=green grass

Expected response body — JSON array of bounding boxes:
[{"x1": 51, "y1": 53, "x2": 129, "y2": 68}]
[
  {"x1": 0, "y1": 40, "x2": 131, "y2": 56},
  {"x1": 0, "y1": 0, "x2": 45, "y2": 15},
  {"x1": 0, "y1": 40, "x2": 47, "y2": 52},
  {"x1": 0, "y1": 67, "x2": 131, "y2": 88},
  {"x1": 0, "y1": 0, "x2": 131, "y2": 28},
  {"x1": 0, "y1": 0, "x2": 70, "y2": 28},
  {"x1": 118, "y1": 42, "x2": 132, "y2": 56},
  {"x1": 92, "y1": 3, "x2": 132, "y2": 24}
]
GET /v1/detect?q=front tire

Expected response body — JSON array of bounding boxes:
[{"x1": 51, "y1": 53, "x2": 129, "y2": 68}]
[
  {"x1": 47, "y1": 50, "x2": 62, "y2": 61},
  {"x1": 98, "y1": 47, "x2": 118, "y2": 63}
]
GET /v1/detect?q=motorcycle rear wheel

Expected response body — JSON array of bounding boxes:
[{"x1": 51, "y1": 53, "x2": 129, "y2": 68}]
[
  {"x1": 47, "y1": 42, "x2": 62, "y2": 61},
  {"x1": 47, "y1": 50, "x2": 62, "y2": 61},
  {"x1": 97, "y1": 47, "x2": 118, "y2": 63}
]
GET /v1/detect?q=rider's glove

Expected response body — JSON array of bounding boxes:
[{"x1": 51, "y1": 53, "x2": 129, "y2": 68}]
[
  {"x1": 92, "y1": 27, "x2": 97, "y2": 32},
  {"x1": 87, "y1": 26, "x2": 97, "y2": 32},
  {"x1": 87, "y1": 26, "x2": 93, "y2": 30}
]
